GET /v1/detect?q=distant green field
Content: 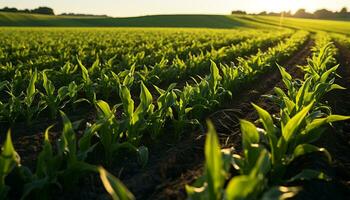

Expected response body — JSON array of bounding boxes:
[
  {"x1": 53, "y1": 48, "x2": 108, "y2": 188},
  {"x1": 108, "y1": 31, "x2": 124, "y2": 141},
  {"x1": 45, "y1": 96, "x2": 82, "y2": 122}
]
[
  {"x1": 0, "y1": 12, "x2": 272, "y2": 28},
  {"x1": 236, "y1": 15, "x2": 350, "y2": 35},
  {"x1": 1, "y1": 12, "x2": 350, "y2": 35}
]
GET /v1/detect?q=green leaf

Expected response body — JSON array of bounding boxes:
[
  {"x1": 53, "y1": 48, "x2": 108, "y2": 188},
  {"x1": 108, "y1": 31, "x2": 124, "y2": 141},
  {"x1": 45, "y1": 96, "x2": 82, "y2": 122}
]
[
  {"x1": 0, "y1": 130, "x2": 20, "y2": 171},
  {"x1": 59, "y1": 111, "x2": 77, "y2": 162},
  {"x1": 295, "y1": 78, "x2": 311, "y2": 110},
  {"x1": 36, "y1": 125, "x2": 55, "y2": 178},
  {"x1": 277, "y1": 65, "x2": 292, "y2": 90},
  {"x1": 42, "y1": 71, "x2": 55, "y2": 96},
  {"x1": 293, "y1": 144, "x2": 331, "y2": 163},
  {"x1": 304, "y1": 115, "x2": 350, "y2": 136},
  {"x1": 282, "y1": 97, "x2": 295, "y2": 114},
  {"x1": 96, "y1": 100, "x2": 114, "y2": 118},
  {"x1": 274, "y1": 87, "x2": 287, "y2": 99},
  {"x1": 226, "y1": 150, "x2": 270, "y2": 200},
  {"x1": 252, "y1": 103, "x2": 276, "y2": 135},
  {"x1": 89, "y1": 56, "x2": 100, "y2": 74},
  {"x1": 249, "y1": 149, "x2": 271, "y2": 177},
  {"x1": 240, "y1": 120, "x2": 259, "y2": 151},
  {"x1": 27, "y1": 69, "x2": 38, "y2": 98},
  {"x1": 77, "y1": 58, "x2": 91, "y2": 83},
  {"x1": 205, "y1": 120, "x2": 223, "y2": 200},
  {"x1": 320, "y1": 65, "x2": 338, "y2": 83},
  {"x1": 328, "y1": 84, "x2": 346, "y2": 91},
  {"x1": 0, "y1": 130, "x2": 20, "y2": 197},
  {"x1": 79, "y1": 122, "x2": 102, "y2": 159},
  {"x1": 283, "y1": 101, "x2": 314, "y2": 142},
  {"x1": 209, "y1": 60, "x2": 221, "y2": 93},
  {"x1": 287, "y1": 169, "x2": 330, "y2": 182},
  {"x1": 225, "y1": 175, "x2": 261, "y2": 200},
  {"x1": 119, "y1": 85, "x2": 134, "y2": 119},
  {"x1": 139, "y1": 81, "x2": 153, "y2": 109},
  {"x1": 99, "y1": 167, "x2": 135, "y2": 200},
  {"x1": 297, "y1": 115, "x2": 350, "y2": 143}
]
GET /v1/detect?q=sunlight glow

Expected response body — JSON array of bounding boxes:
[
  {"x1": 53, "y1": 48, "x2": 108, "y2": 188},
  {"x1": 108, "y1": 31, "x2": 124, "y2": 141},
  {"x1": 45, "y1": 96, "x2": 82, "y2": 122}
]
[
  {"x1": 253, "y1": 0, "x2": 310, "y2": 13},
  {"x1": 243, "y1": 0, "x2": 349, "y2": 14}
]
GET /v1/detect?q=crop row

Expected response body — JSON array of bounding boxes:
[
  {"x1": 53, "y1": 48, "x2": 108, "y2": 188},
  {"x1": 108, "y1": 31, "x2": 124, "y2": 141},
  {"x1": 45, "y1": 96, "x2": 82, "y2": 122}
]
[
  {"x1": 186, "y1": 32, "x2": 349, "y2": 200},
  {"x1": 0, "y1": 28, "x2": 284, "y2": 76},
  {"x1": 331, "y1": 33, "x2": 350, "y2": 48},
  {"x1": 0, "y1": 30, "x2": 292, "y2": 124}
]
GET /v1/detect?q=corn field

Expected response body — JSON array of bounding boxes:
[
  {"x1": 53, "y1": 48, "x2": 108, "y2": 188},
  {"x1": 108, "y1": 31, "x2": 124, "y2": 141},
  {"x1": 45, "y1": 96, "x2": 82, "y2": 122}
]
[{"x1": 0, "y1": 27, "x2": 350, "y2": 200}]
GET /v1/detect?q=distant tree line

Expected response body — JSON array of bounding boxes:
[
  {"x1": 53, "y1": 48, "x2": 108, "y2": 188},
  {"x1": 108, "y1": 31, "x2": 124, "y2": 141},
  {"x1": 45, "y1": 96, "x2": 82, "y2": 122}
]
[
  {"x1": 0, "y1": 6, "x2": 109, "y2": 17},
  {"x1": 232, "y1": 7, "x2": 350, "y2": 19},
  {"x1": 0, "y1": 6, "x2": 55, "y2": 15},
  {"x1": 59, "y1": 13, "x2": 108, "y2": 17}
]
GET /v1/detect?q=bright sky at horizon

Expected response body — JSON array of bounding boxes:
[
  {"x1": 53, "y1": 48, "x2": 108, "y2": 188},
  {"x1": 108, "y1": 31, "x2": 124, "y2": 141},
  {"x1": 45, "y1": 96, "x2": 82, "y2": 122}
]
[{"x1": 0, "y1": 0, "x2": 349, "y2": 17}]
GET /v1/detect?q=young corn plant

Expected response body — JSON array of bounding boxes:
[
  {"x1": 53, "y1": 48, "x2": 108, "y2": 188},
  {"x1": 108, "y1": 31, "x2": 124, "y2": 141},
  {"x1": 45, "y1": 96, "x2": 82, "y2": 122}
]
[
  {"x1": 0, "y1": 101, "x2": 5, "y2": 122},
  {"x1": 225, "y1": 149, "x2": 271, "y2": 200},
  {"x1": 96, "y1": 70, "x2": 120, "y2": 100},
  {"x1": 185, "y1": 121, "x2": 226, "y2": 200},
  {"x1": 177, "y1": 61, "x2": 230, "y2": 119},
  {"x1": 3, "y1": 84, "x2": 22, "y2": 123},
  {"x1": 119, "y1": 81, "x2": 153, "y2": 144},
  {"x1": 118, "y1": 64, "x2": 136, "y2": 89},
  {"x1": 40, "y1": 71, "x2": 67, "y2": 119},
  {"x1": 250, "y1": 102, "x2": 348, "y2": 182},
  {"x1": 220, "y1": 63, "x2": 240, "y2": 92},
  {"x1": 148, "y1": 83, "x2": 177, "y2": 138},
  {"x1": 59, "y1": 61, "x2": 78, "y2": 83},
  {"x1": 0, "y1": 126, "x2": 134, "y2": 199},
  {"x1": 266, "y1": 42, "x2": 344, "y2": 124},
  {"x1": 20, "y1": 125, "x2": 61, "y2": 199},
  {"x1": 77, "y1": 58, "x2": 96, "y2": 104},
  {"x1": 186, "y1": 121, "x2": 273, "y2": 200},
  {"x1": 57, "y1": 81, "x2": 83, "y2": 110},
  {"x1": 302, "y1": 43, "x2": 337, "y2": 81},
  {"x1": 172, "y1": 85, "x2": 200, "y2": 136},
  {"x1": 94, "y1": 100, "x2": 123, "y2": 164},
  {"x1": 98, "y1": 167, "x2": 135, "y2": 200},
  {"x1": 256, "y1": 42, "x2": 349, "y2": 182},
  {"x1": 57, "y1": 111, "x2": 102, "y2": 188},
  {"x1": 20, "y1": 111, "x2": 101, "y2": 199},
  {"x1": 23, "y1": 69, "x2": 41, "y2": 125},
  {"x1": 94, "y1": 100, "x2": 149, "y2": 167},
  {"x1": 0, "y1": 130, "x2": 20, "y2": 199}
]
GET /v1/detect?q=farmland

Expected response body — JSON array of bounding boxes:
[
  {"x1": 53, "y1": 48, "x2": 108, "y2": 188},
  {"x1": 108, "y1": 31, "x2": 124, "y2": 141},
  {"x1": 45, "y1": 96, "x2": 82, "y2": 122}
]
[
  {"x1": 0, "y1": 12, "x2": 350, "y2": 200},
  {"x1": 0, "y1": 12, "x2": 267, "y2": 28}
]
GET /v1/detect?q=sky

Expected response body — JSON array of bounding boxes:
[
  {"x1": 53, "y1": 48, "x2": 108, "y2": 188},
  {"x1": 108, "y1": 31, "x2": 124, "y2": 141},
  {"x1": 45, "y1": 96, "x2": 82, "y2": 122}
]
[{"x1": 0, "y1": 0, "x2": 349, "y2": 17}]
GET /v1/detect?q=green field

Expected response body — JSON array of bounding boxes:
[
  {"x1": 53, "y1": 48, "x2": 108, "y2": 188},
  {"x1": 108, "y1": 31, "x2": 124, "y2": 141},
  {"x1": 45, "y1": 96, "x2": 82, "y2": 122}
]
[
  {"x1": 236, "y1": 15, "x2": 350, "y2": 34},
  {"x1": 0, "y1": 11, "x2": 350, "y2": 200},
  {"x1": 0, "y1": 12, "x2": 268, "y2": 28},
  {"x1": 1, "y1": 12, "x2": 350, "y2": 34}
]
